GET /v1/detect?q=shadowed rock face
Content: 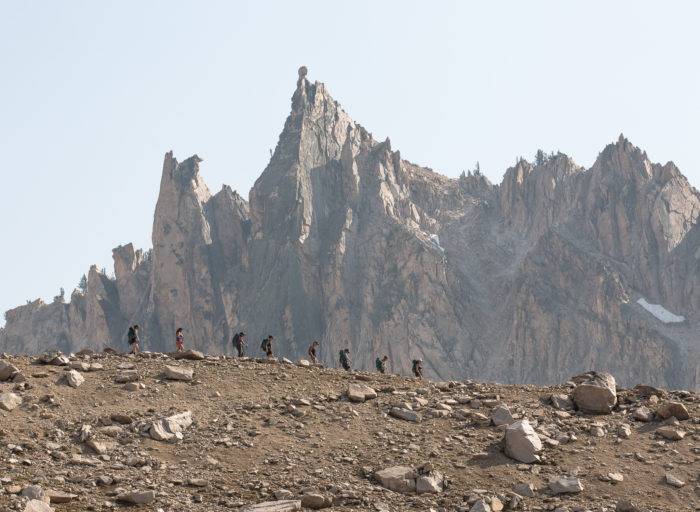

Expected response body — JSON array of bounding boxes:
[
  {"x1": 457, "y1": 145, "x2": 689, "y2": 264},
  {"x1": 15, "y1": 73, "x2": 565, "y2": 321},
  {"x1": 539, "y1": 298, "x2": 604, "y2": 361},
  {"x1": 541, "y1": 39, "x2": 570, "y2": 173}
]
[{"x1": 1, "y1": 69, "x2": 698, "y2": 389}]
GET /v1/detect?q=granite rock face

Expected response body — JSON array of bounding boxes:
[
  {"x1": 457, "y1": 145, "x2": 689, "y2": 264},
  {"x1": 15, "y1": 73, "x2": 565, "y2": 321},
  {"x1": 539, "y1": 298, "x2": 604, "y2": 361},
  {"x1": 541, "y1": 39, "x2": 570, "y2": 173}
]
[{"x1": 1, "y1": 68, "x2": 698, "y2": 388}]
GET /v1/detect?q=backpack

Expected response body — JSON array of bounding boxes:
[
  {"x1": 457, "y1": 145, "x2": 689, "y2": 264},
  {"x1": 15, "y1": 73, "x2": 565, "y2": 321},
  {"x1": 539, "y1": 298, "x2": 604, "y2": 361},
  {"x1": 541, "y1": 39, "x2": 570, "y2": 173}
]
[
  {"x1": 232, "y1": 333, "x2": 240, "y2": 345},
  {"x1": 127, "y1": 326, "x2": 135, "y2": 344},
  {"x1": 375, "y1": 358, "x2": 382, "y2": 371},
  {"x1": 261, "y1": 338, "x2": 268, "y2": 351}
]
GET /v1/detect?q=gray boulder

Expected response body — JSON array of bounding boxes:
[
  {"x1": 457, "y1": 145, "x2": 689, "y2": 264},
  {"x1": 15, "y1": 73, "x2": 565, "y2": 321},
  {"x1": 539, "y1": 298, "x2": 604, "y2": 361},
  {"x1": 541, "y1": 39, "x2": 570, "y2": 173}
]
[
  {"x1": 0, "y1": 391, "x2": 22, "y2": 411},
  {"x1": 571, "y1": 372, "x2": 617, "y2": 414},
  {"x1": 163, "y1": 365, "x2": 194, "y2": 381},
  {"x1": 504, "y1": 419, "x2": 542, "y2": 463}
]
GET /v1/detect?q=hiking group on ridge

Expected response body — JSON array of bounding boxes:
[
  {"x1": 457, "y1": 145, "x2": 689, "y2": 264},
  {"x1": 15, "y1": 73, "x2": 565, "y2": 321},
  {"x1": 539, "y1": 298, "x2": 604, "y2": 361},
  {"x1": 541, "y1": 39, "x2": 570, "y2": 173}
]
[{"x1": 125, "y1": 325, "x2": 425, "y2": 379}]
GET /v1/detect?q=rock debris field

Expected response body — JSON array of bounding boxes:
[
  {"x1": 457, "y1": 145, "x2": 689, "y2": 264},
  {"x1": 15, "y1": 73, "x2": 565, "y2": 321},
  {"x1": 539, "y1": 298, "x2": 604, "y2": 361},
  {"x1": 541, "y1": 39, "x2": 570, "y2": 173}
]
[{"x1": 0, "y1": 351, "x2": 698, "y2": 511}]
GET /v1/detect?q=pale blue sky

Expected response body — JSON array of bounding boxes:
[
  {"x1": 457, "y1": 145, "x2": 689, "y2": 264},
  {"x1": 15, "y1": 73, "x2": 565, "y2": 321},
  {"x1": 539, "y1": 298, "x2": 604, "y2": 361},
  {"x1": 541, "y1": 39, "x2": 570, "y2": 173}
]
[{"x1": 1, "y1": 1, "x2": 698, "y2": 323}]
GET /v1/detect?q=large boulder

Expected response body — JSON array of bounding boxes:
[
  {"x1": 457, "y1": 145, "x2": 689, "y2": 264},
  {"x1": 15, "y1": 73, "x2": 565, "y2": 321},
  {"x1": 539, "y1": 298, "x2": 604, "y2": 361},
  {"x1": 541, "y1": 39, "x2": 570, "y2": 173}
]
[
  {"x1": 300, "y1": 493, "x2": 331, "y2": 509},
  {"x1": 0, "y1": 360, "x2": 20, "y2": 381},
  {"x1": 163, "y1": 365, "x2": 194, "y2": 381},
  {"x1": 240, "y1": 501, "x2": 302, "y2": 512},
  {"x1": 504, "y1": 419, "x2": 542, "y2": 463},
  {"x1": 149, "y1": 411, "x2": 193, "y2": 441},
  {"x1": 0, "y1": 392, "x2": 22, "y2": 411},
  {"x1": 571, "y1": 372, "x2": 617, "y2": 414}
]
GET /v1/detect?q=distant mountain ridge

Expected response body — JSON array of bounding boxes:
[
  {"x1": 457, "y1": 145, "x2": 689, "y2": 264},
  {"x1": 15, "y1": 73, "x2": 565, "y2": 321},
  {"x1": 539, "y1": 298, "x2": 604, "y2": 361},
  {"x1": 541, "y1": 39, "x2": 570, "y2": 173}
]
[{"x1": 2, "y1": 67, "x2": 698, "y2": 388}]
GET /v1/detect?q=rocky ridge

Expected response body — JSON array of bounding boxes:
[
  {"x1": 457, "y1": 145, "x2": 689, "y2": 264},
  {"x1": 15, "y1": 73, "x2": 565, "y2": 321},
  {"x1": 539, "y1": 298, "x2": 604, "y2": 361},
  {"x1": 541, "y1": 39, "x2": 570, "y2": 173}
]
[
  {"x1": 0, "y1": 350, "x2": 699, "y2": 511},
  {"x1": 1, "y1": 67, "x2": 698, "y2": 389}
]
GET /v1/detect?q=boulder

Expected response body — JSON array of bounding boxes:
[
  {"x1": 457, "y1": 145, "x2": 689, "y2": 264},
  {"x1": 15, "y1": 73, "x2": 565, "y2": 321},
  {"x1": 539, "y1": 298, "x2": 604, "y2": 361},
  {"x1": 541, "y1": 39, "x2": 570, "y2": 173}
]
[
  {"x1": 656, "y1": 427, "x2": 685, "y2": 441},
  {"x1": 64, "y1": 370, "x2": 84, "y2": 388},
  {"x1": 21, "y1": 485, "x2": 45, "y2": 500},
  {"x1": 375, "y1": 466, "x2": 417, "y2": 494},
  {"x1": 46, "y1": 490, "x2": 78, "y2": 503},
  {"x1": 0, "y1": 360, "x2": 20, "y2": 381},
  {"x1": 389, "y1": 407, "x2": 421, "y2": 423},
  {"x1": 504, "y1": 419, "x2": 542, "y2": 463},
  {"x1": 656, "y1": 402, "x2": 690, "y2": 421},
  {"x1": 149, "y1": 411, "x2": 193, "y2": 441},
  {"x1": 171, "y1": 349, "x2": 205, "y2": 360},
  {"x1": 301, "y1": 493, "x2": 330, "y2": 509},
  {"x1": 490, "y1": 404, "x2": 514, "y2": 426},
  {"x1": 549, "y1": 393, "x2": 574, "y2": 410},
  {"x1": 512, "y1": 482, "x2": 536, "y2": 497},
  {"x1": 632, "y1": 406, "x2": 653, "y2": 422},
  {"x1": 240, "y1": 501, "x2": 302, "y2": 512},
  {"x1": 114, "y1": 370, "x2": 139, "y2": 383},
  {"x1": 346, "y1": 383, "x2": 377, "y2": 403},
  {"x1": 24, "y1": 501, "x2": 54, "y2": 512},
  {"x1": 163, "y1": 365, "x2": 194, "y2": 381},
  {"x1": 549, "y1": 476, "x2": 583, "y2": 494},
  {"x1": 116, "y1": 490, "x2": 156, "y2": 504},
  {"x1": 0, "y1": 391, "x2": 22, "y2": 411},
  {"x1": 416, "y1": 472, "x2": 444, "y2": 493},
  {"x1": 470, "y1": 501, "x2": 491, "y2": 512},
  {"x1": 571, "y1": 372, "x2": 617, "y2": 414}
]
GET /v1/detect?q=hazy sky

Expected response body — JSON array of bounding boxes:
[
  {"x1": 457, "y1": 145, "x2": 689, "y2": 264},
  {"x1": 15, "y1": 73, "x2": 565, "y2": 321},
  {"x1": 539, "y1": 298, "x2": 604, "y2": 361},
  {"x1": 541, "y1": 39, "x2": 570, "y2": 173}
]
[{"x1": 1, "y1": 1, "x2": 698, "y2": 324}]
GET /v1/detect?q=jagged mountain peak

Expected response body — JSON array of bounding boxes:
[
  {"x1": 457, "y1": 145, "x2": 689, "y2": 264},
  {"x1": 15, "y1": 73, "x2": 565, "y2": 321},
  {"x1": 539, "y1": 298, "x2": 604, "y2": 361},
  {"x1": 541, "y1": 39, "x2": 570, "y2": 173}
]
[{"x1": 1, "y1": 71, "x2": 698, "y2": 390}]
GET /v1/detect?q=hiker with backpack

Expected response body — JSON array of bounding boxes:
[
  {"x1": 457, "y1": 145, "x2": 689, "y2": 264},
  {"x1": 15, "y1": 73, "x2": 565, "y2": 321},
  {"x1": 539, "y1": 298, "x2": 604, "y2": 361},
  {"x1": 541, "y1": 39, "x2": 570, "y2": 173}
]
[
  {"x1": 375, "y1": 355, "x2": 389, "y2": 374},
  {"x1": 339, "y1": 348, "x2": 351, "y2": 371},
  {"x1": 261, "y1": 335, "x2": 274, "y2": 358},
  {"x1": 412, "y1": 358, "x2": 423, "y2": 379},
  {"x1": 128, "y1": 325, "x2": 140, "y2": 355},
  {"x1": 175, "y1": 327, "x2": 184, "y2": 352},
  {"x1": 307, "y1": 340, "x2": 319, "y2": 364},
  {"x1": 233, "y1": 332, "x2": 246, "y2": 357}
]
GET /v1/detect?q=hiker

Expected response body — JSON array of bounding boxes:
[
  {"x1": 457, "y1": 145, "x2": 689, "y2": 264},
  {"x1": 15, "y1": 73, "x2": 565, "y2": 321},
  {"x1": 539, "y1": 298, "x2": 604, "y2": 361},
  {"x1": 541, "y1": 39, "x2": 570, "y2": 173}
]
[
  {"x1": 375, "y1": 355, "x2": 389, "y2": 374},
  {"x1": 261, "y1": 335, "x2": 274, "y2": 358},
  {"x1": 307, "y1": 340, "x2": 319, "y2": 364},
  {"x1": 339, "y1": 348, "x2": 351, "y2": 371},
  {"x1": 175, "y1": 327, "x2": 184, "y2": 352},
  {"x1": 412, "y1": 358, "x2": 423, "y2": 379},
  {"x1": 128, "y1": 325, "x2": 140, "y2": 355},
  {"x1": 233, "y1": 332, "x2": 246, "y2": 357}
]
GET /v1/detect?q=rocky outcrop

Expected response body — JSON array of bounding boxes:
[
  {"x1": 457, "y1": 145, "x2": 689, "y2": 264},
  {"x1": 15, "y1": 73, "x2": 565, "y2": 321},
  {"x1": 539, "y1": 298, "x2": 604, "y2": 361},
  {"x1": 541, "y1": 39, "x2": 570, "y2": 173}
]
[{"x1": 1, "y1": 68, "x2": 698, "y2": 389}]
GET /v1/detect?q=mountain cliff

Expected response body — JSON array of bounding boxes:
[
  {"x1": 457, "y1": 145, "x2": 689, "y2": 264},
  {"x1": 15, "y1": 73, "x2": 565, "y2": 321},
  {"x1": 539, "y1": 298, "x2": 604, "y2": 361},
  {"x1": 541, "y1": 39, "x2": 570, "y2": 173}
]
[{"x1": 2, "y1": 67, "x2": 698, "y2": 389}]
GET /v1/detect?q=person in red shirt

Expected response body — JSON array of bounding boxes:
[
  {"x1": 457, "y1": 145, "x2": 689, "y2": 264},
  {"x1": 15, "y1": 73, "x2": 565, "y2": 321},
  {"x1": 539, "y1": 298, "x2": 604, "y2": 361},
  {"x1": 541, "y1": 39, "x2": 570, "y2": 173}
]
[{"x1": 175, "y1": 327, "x2": 184, "y2": 352}]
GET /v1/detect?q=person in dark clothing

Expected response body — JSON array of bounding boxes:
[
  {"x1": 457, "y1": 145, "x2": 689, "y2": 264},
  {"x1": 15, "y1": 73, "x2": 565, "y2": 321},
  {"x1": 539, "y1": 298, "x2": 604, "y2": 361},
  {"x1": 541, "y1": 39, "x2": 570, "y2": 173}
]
[
  {"x1": 233, "y1": 332, "x2": 246, "y2": 357},
  {"x1": 307, "y1": 340, "x2": 319, "y2": 364},
  {"x1": 128, "y1": 325, "x2": 140, "y2": 355},
  {"x1": 412, "y1": 358, "x2": 423, "y2": 379},
  {"x1": 375, "y1": 355, "x2": 389, "y2": 374},
  {"x1": 339, "y1": 348, "x2": 351, "y2": 371},
  {"x1": 261, "y1": 335, "x2": 274, "y2": 358}
]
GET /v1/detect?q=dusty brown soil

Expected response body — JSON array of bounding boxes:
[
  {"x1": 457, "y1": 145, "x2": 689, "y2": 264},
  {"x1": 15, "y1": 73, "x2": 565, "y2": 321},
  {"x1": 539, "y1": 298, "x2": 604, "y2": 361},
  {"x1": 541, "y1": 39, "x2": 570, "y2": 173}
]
[{"x1": 0, "y1": 352, "x2": 698, "y2": 511}]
